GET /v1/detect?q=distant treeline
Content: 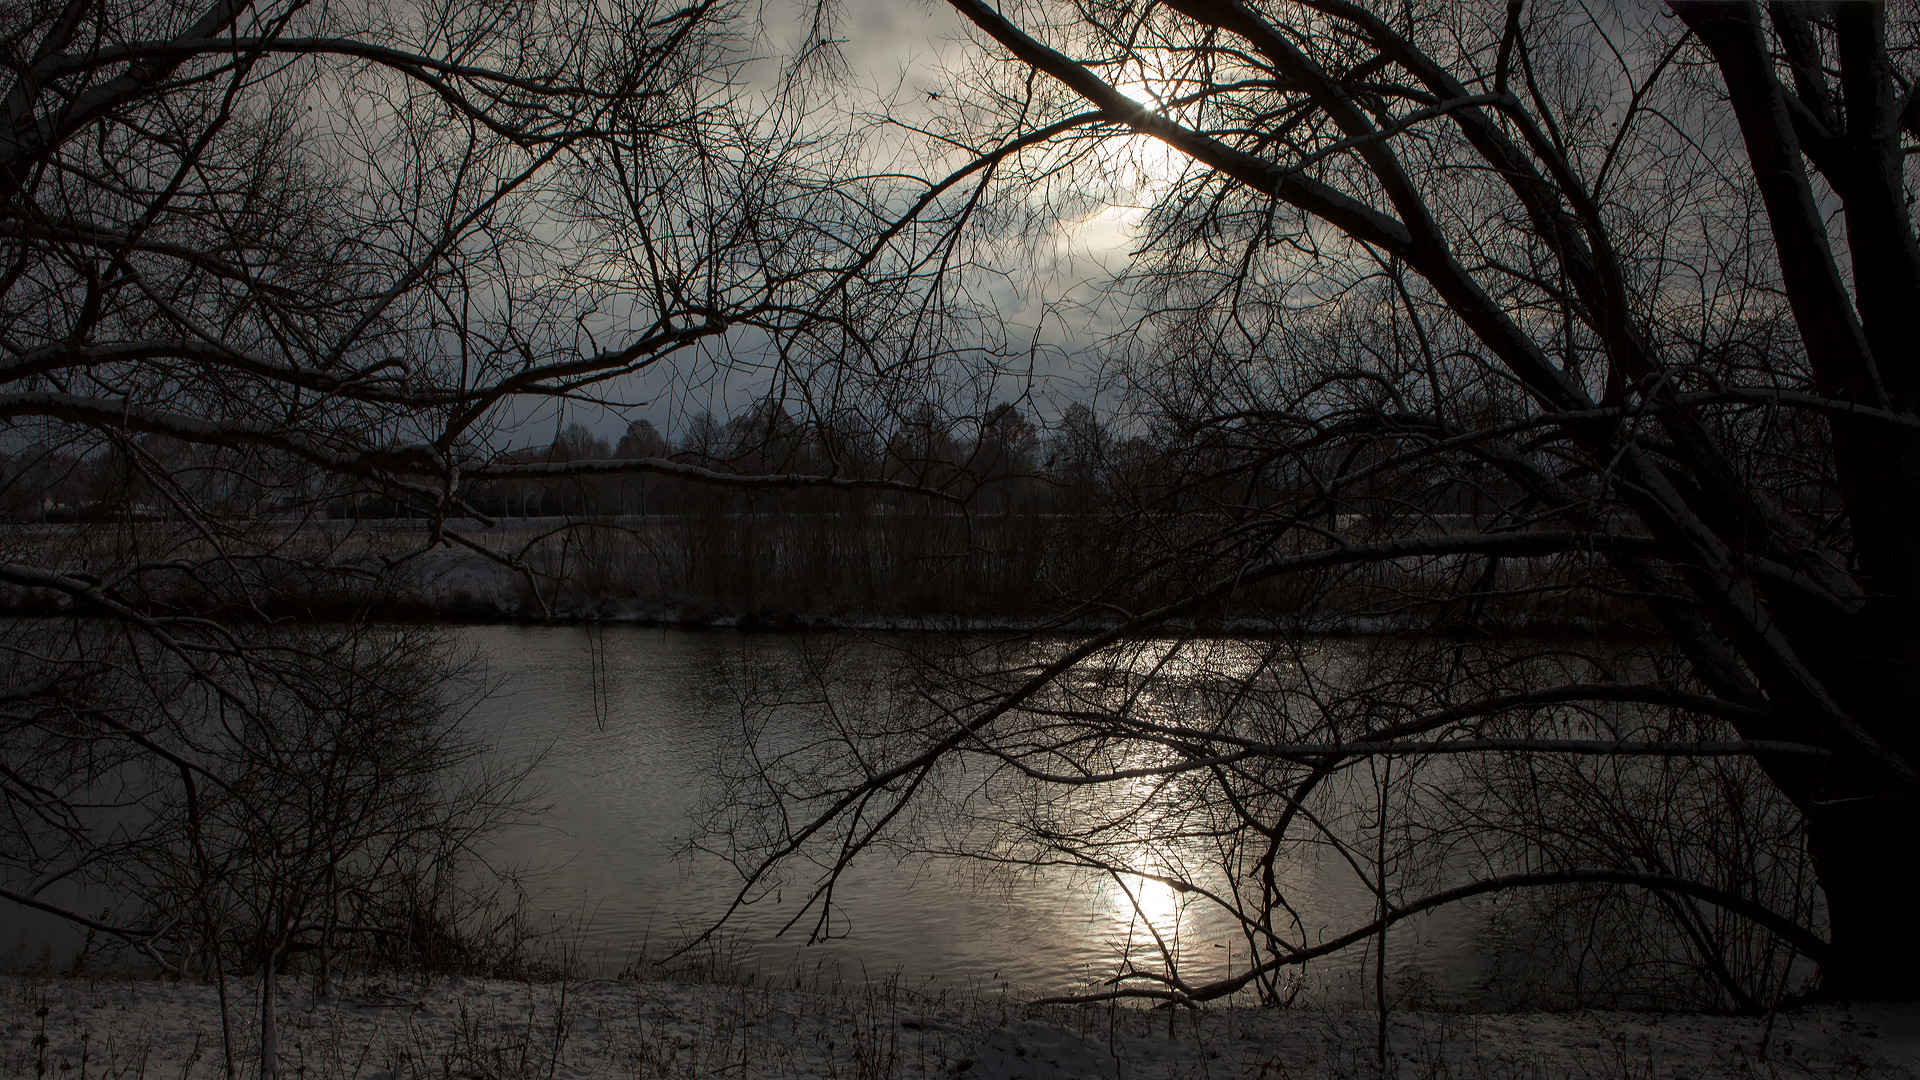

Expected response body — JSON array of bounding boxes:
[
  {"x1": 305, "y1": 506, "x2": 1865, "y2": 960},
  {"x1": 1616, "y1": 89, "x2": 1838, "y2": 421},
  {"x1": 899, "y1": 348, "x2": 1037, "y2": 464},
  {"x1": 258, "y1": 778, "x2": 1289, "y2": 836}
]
[
  {"x1": 0, "y1": 398, "x2": 1618, "y2": 630},
  {"x1": 0, "y1": 397, "x2": 1516, "y2": 522},
  {"x1": 0, "y1": 400, "x2": 1105, "y2": 521},
  {"x1": 348, "y1": 400, "x2": 1113, "y2": 521}
]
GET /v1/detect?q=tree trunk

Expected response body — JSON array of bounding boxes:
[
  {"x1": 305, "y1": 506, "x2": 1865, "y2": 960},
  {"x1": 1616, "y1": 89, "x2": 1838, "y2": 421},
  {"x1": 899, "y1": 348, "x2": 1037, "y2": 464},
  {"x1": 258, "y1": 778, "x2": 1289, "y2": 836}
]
[{"x1": 1806, "y1": 796, "x2": 1920, "y2": 998}]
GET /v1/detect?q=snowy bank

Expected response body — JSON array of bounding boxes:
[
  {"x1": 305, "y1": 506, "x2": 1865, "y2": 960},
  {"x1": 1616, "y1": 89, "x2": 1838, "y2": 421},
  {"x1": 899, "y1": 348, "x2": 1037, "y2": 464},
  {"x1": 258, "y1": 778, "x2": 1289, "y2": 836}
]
[{"x1": 4, "y1": 974, "x2": 1917, "y2": 1079}]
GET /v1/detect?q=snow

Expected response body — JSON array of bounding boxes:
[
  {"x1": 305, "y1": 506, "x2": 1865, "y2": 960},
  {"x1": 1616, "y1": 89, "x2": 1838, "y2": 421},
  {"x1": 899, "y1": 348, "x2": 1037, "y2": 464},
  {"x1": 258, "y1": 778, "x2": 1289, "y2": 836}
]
[
  {"x1": 4, "y1": 974, "x2": 1917, "y2": 1079},
  {"x1": 956, "y1": 1021, "x2": 1117, "y2": 1079}
]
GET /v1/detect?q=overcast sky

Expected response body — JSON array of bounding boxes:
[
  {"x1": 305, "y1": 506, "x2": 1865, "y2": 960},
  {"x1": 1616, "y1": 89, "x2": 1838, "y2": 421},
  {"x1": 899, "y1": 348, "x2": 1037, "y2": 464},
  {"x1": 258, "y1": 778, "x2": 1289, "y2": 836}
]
[{"x1": 544, "y1": 1, "x2": 1132, "y2": 451}]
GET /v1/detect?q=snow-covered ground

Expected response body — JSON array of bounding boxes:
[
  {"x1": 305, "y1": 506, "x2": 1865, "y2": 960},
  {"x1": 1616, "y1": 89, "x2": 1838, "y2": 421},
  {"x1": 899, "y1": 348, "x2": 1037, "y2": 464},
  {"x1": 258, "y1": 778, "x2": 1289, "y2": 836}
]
[{"x1": 4, "y1": 975, "x2": 1917, "y2": 1079}]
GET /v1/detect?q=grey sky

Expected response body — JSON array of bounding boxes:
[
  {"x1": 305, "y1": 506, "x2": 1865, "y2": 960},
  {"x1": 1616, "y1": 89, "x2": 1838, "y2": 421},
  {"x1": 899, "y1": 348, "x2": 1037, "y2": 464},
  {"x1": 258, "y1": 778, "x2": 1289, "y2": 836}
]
[{"x1": 549, "y1": 1, "x2": 1123, "y2": 451}]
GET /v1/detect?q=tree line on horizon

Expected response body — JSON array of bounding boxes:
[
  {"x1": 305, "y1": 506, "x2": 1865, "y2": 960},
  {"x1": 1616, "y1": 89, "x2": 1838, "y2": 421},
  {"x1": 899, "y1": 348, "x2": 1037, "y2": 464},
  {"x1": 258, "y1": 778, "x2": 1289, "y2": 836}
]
[{"x1": 2, "y1": 394, "x2": 1512, "y2": 528}]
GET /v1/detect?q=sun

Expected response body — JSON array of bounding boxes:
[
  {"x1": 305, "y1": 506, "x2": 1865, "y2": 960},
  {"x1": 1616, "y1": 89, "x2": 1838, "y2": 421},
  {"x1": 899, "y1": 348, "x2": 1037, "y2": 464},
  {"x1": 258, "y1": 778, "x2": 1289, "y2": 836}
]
[
  {"x1": 1049, "y1": 70, "x2": 1193, "y2": 262},
  {"x1": 1104, "y1": 73, "x2": 1192, "y2": 191}
]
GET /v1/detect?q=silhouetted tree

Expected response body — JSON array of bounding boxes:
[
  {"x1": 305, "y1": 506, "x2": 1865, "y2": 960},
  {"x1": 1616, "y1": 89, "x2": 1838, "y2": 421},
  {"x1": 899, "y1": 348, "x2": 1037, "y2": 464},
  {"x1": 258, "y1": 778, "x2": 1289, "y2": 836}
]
[
  {"x1": 0, "y1": 0, "x2": 947, "y2": 1064},
  {"x1": 710, "y1": 0, "x2": 1920, "y2": 1005}
]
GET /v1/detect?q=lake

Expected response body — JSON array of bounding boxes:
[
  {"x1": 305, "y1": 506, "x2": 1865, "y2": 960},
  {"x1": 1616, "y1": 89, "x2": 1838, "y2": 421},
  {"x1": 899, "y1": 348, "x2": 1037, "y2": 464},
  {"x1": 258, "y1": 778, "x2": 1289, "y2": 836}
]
[{"x1": 464, "y1": 625, "x2": 1491, "y2": 1004}]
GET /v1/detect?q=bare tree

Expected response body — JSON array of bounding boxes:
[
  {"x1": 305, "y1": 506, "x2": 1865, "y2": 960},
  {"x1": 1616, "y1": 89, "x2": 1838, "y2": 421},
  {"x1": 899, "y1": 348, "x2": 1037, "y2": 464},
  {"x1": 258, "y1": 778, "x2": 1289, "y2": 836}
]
[
  {"x1": 701, "y1": 0, "x2": 1920, "y2": 1004},
  {"x1": 0, "y1": 0, "x2": 966, "y2": 1046}
]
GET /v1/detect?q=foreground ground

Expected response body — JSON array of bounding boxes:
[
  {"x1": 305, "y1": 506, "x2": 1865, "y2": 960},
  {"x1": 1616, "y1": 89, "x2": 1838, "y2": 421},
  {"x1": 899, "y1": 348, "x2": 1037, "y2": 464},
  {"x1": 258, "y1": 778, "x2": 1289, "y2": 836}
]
[{"x1": 3, "y1": 975, "x2": 1917, "y2": 1079}]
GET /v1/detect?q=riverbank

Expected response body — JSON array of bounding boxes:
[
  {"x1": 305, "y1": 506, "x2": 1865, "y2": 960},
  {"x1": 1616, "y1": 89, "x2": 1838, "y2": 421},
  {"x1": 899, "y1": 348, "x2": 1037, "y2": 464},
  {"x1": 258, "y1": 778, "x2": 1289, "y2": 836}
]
[
  {"x1": 5, "y1": 974, "x2": 1916, "y2": 1079},
  {"x1": 0, "y1": 515, "x2": 1642, "y2": 636}
]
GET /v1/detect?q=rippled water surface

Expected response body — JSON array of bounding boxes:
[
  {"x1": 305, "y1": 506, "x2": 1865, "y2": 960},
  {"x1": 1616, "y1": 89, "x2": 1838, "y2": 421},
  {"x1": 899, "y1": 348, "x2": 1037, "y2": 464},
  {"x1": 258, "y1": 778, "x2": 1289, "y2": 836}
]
[{"x1": 465, "y1": 626, "x2": 1491, "y2": 1001}]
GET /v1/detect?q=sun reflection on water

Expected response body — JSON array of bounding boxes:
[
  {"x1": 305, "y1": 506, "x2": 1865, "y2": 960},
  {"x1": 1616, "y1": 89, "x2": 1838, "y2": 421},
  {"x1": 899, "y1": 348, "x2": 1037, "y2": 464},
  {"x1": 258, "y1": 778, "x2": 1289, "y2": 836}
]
[
  {"x1": 1124, "y1": 873, "x2": 1181, "y2": 935},
  {"x1": 1093, "y1": 861, "x2": 1196, "y2": 973}
]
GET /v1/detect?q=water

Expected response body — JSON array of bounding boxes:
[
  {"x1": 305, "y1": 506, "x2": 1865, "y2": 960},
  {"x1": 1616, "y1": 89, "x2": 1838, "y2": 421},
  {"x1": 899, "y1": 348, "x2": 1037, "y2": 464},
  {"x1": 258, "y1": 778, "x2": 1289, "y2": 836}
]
[{"x1": 463, "y1": 625, "x2": 1489, "y2": 1001}]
